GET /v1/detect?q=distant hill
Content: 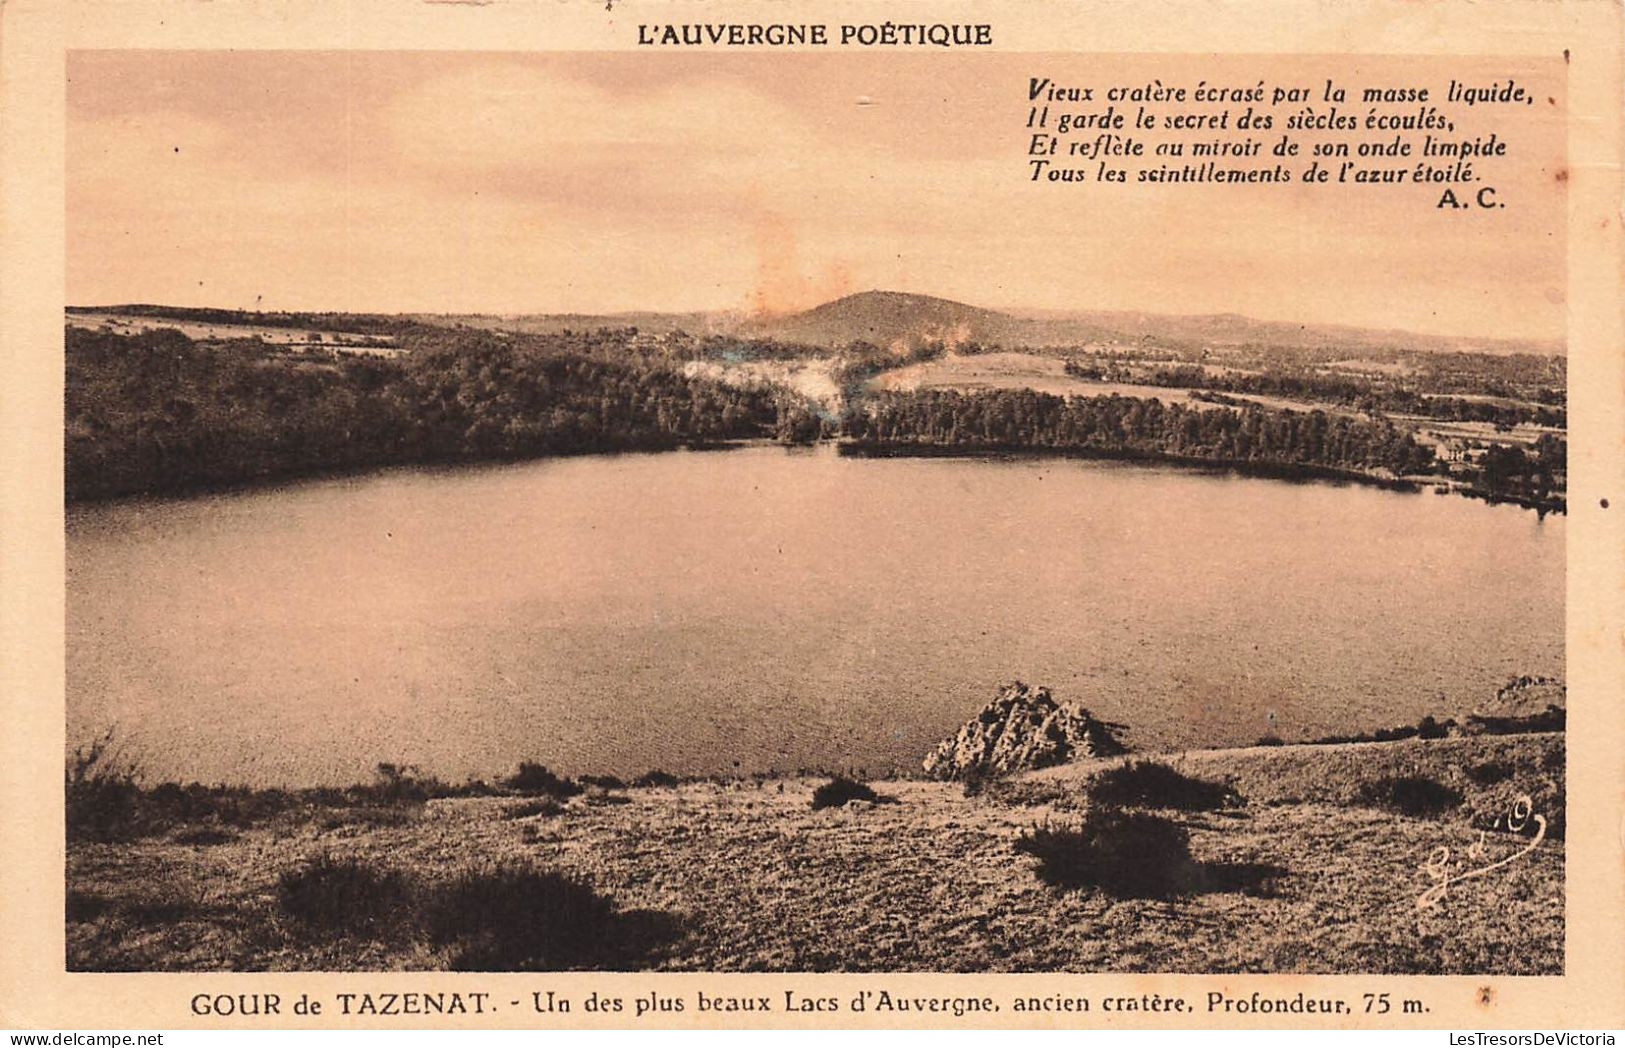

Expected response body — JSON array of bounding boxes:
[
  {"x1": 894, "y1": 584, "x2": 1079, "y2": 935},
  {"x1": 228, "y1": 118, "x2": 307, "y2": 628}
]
[
  {"x1": 737, "y1": 291, "x2": 1027, "y2": 349},
  {"x1": 70, "y1": 292, "x2": 1565, "y2": 358},
  {"x1": 734, "y1": 290, "x2": 1562, "y2": 357}
]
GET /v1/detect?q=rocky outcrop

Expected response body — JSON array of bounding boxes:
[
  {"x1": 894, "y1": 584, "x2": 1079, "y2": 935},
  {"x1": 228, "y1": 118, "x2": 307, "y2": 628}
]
[{"x1": 922, "y1": 681, "x2": 1126, "y2": 781}]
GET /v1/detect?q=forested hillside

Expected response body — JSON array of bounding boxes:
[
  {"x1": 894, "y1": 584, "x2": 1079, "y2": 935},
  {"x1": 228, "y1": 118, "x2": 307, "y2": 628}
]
[{"x1": 65, "y1": 327, "x2": 793, "y2": 500}]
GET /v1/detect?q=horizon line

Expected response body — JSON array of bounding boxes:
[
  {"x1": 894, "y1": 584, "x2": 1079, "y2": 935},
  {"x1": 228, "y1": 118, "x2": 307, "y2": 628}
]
[{"x1": 64, "y1": 293, "x2": 1568, "y2": 351}]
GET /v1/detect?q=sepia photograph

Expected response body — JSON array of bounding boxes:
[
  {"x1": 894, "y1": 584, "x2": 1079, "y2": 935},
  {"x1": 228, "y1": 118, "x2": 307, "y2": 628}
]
[{"x1": 60, "y1": 46, "x2": 1571, "y2": 981}]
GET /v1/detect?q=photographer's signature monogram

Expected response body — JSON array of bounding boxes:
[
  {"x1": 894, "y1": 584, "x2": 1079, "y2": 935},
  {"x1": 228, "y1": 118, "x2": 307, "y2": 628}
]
[{"x1": 1416, "y1": 794, "x2": 1546, "y2": 910}]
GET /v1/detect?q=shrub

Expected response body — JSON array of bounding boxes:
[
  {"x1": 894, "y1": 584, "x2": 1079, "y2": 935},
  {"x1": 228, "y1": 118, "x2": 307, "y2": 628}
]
[
  {"x1": 277, "y1": 855, "x2": 411, "y2": 935},
  {"x1": 424, "y1": 862, "x2": 618, "y2": 970},
  {"x1": 810, "y1": 776, "x2": 878, "y2": 810},
  {"x1": 360, "y1": 763, "x2": 448, "y2": 804},
  {"x1": 504, "y1": 762, "x2": 583, "y2": 800},
  {"x1": 1354, "y1": 775, "x2": 1462, "y2": 817},
  {"x1": 1088, "y1": 760, "x2": 1241, "y2": 811},
  {"x1": 65, "y1": 731, "x2": 146, "y2": 843},
  {"x1": 68, "y1": 746, "x2": 316, "y2": 841},
  {"x1": 632, "y1": 769, "x2": 680, "y2": 789},
  {"x1": 147, "y1": 782, "x2": 298, "y2": 828},
  {"x1": 578, "y1": 774, "x2": 626, "y2": 791},
  {"x1": 1014, "y1": 808, "x2": 1197, "y2": 898},
  {"x1": 1416, "y1": 715, "x2": 1451, "y2": 740}
]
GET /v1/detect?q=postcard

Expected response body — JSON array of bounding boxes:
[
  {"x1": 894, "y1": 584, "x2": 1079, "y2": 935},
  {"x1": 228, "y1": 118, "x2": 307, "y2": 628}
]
[{"x1": 2, "y1": 0, "x2": 1621, "y2": 1031}]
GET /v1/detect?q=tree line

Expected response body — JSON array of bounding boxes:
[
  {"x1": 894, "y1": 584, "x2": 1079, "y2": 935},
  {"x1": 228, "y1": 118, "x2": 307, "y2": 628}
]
[
  {"x1": 845, "y1": 387, "x2": 1440, "y2": 477},
  {"x1": 1084, "y1": 362, "x2": 1566, "y2": 428},
  {"x1": 66, "y1": 327, "x2": 802, "y2": 500}
]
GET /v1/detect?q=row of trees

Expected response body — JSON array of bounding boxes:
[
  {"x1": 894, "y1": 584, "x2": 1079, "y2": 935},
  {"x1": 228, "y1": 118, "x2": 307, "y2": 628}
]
[
  {"x1": 1113, "y1": 363, "x2": 1566, "y2": 428},
  {"x1": 67, "y1": 304, "x2": 445, "y2": 339},
  {"x1": 845, "y1": 388, "x2": 1440, "y2": 477}
]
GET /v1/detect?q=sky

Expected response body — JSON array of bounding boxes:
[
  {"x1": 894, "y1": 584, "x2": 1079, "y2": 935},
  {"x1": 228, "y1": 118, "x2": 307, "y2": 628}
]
[{"x1": 67, "y1": 51, "x2": 1566, "y2": 340}]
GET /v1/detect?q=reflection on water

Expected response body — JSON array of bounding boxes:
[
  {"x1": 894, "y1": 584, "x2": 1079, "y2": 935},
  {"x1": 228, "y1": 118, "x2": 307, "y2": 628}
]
[{"x1": 67, "y1": 446, "x2": 1563, "y2": 785}]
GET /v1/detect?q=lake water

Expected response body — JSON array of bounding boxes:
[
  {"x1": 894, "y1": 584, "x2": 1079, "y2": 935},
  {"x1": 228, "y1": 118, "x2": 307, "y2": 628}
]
[{"x1": 66, "y1": 447, "x2": 1564, "y2": 786}]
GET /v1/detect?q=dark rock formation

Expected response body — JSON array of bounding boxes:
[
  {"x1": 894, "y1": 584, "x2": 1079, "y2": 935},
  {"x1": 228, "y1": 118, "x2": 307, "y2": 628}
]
[{"x1": 922, "y1": 681, "x2": 1126, "y2": 781}]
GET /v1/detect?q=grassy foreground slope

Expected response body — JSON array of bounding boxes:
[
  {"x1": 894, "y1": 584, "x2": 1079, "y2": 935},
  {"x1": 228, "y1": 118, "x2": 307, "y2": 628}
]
[{"x1": 66, "y1": 732, "x2": 1562, "y2": 974}]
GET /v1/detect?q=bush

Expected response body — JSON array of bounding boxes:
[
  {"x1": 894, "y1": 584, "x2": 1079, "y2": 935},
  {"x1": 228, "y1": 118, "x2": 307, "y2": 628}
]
[
  {"x1": 277, "y1": 855, "x2": 411, "y2": 934},
  {"x1": 1354, "y1": 775, "x2": 1462, "y2": 817},
  {"x1": 359, "y1": 763, "x2": 448, "y2": 804},
  {"x1": 265, "y1": 857, "x2": 680, "y2": 968},
  {"x1": 1014, "y1": 808, "x2": 1197, "y2": 898},
  {"x1": 69, "y1": 773, "x2": 311, "y2": 842},
  {"x1": 1088, "y1": 760, "x2": 1241, "y2": 811},
  {"x1": 65, "y1": 732, "x2": 147, "y2": 843},
  {"x1": 578, "y1": 774, "x2": 626, "y2": 791},
  {"x1": 504, "y1": 762, "x2": 583, "y2": 800},
  {"x1": 1312, "y1": 715, "x2": 1460, "y2": 746},
  {"x1": 424, "y1": 862, "x2": 618, "y2": 970},
  {"x1": 632, "y1": 770, "x2": 680, "y2": 789},
  {"x1": 1416, "y1": 715, "x2": 1451, "y2": 740},
  {"x1": 810, "y1": 776, "x2": 878, "y2": 810},
  {"x1": 147, "y1": 782, "x2": 298, "y2": 828}
]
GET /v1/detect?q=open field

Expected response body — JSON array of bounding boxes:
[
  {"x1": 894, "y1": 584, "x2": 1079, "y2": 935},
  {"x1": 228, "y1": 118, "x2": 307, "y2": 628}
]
[
  {"x1": 1406, "y1": 417, "x2": 1566, "y2": 449},
  {"x1": 65, "y1": 310, "x2": 401, "y2": 355},
  {"x1": 67, "y1": 732, "x2": 1562, "y2": 973},
  {"x1": 868, "y1": 352, "x2": 1209, "y2": 406},
  {"x1": 865, "y1": 353, "x2": 1380, "y2": 420}
]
